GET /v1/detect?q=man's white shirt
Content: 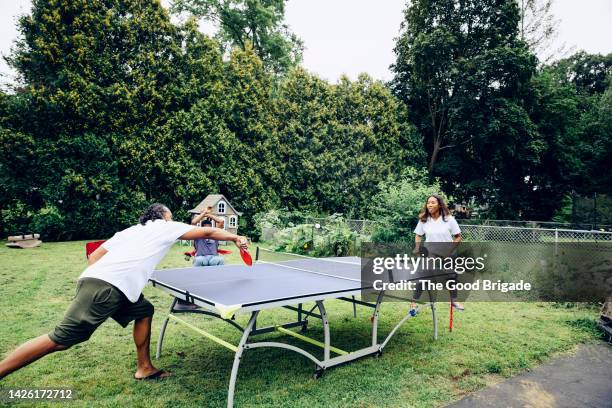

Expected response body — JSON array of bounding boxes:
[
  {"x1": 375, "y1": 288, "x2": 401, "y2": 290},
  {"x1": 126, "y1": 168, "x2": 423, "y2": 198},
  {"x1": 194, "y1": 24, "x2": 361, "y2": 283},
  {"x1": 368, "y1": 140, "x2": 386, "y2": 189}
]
[{"x1": 80, "y1": 220, "x2": 194, "y2": 302}]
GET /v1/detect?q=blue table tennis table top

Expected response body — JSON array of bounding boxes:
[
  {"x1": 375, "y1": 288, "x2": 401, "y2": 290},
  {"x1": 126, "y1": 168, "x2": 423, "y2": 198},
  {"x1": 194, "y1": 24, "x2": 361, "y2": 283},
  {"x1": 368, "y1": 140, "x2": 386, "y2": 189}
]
[{"x1": 150, "y1": 256, "x2": 369, "y2": 316}]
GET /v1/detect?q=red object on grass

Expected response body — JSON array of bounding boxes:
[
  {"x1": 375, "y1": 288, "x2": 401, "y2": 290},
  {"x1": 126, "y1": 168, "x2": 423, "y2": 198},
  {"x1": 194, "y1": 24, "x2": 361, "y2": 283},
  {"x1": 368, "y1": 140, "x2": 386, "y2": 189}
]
[
  {"x1": 183, "y1": 250, "x2": 196, "y2": 258},
  {"x1": 240, "y1": 248, "x2": 253, "y2": 266},
  {"x1": 449, "y1": 302, "x2": 453, "y2": 332},
  {"x1": 86, "y1": 240, "x2": 106, "y2": 258}
]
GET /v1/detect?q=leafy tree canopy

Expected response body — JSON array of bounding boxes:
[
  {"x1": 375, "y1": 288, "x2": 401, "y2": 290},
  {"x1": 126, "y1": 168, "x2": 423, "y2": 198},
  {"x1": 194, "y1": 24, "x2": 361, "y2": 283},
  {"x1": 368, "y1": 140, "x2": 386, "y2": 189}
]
[{"x1": 171, "y1": 0, "x2": 303, "y2": 76}]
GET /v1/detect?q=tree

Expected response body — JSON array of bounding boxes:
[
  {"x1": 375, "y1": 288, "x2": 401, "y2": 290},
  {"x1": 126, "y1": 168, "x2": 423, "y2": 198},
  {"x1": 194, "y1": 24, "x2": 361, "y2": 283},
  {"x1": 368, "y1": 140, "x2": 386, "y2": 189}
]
[
  {"x1": 115, "y1": 19, "x2": 231, "y2": 214},
  {"x1": 0, "y1": 0, "x2": 207, "y2": 238},
  {"x1": 275, "y1": 69, "x2": 425, "y2": 217},
  {"x1": 391, "y1": 0, "x2": 542, "y2": 218},
  {"x1": 532, "y1": 52, "x2": 612, "y2": 198},
  {"x1": 370, "y1": 167, "x2": 446, "y2": 242},
  {"x1": 118, "y1": 32, "x2": 283, "y2": 233},
  {"x1": 578, "y1": 88, "x2": 612, "y2": 195},
  {"x1": 524, "y1": 70, "x2": 582, "y2": 217},
  {"x1": 219, "y1": 45, "x2": 282, "y2": 229},
  {"x1": 171, "y1": 0, "x2": 303, "y2": 76},
  {"x1": 546, "y1": 51, "x2": 612, "y2": 95},
  {"x1": 329, "y1": 74, "x2": 425, "y2": 216},
  {"x1": 518, "y1": 0, "x2": 568, "y2": 63},
  {"x1": 5, "y1": 0, "x2": 185, "y2": 137},
  {"x1": 273, "y1": 68, "x2": 333, "y2": 211}
]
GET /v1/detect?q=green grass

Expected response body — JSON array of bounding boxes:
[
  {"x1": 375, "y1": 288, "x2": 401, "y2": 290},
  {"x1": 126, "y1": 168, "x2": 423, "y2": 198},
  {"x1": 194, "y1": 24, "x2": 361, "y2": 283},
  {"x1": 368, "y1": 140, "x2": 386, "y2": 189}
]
[{"x1": 0, "y1": 241, "x2": 602, "y2": 408}]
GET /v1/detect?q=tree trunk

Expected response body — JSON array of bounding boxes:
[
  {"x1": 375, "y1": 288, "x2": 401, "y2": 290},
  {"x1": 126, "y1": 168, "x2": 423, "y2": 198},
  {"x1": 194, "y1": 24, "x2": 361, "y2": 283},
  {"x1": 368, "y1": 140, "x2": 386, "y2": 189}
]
[{"x1": 428, "y1": 138, "x2": 441, "y2": 173}]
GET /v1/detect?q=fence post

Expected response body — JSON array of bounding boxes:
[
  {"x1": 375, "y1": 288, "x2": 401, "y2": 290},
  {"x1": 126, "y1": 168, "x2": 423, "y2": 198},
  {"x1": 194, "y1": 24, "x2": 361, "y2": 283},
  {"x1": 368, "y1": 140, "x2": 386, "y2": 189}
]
[{"x1": 593, "y1": 192, "x2": 598, "y2": 230}]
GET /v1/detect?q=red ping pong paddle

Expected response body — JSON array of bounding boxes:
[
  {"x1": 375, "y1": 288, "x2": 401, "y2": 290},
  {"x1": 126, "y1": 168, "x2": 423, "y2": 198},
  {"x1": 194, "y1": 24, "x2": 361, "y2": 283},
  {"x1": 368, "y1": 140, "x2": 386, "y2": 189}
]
[
  {"x1": 240, "y1": 248, "x2": 253, "y2": 266},
  {"x1": 183, "y1": 250, "x2": 196, "y2": 261},
  {"x1": 86, "y1": 240, "x2": 106, "y2": 258}
]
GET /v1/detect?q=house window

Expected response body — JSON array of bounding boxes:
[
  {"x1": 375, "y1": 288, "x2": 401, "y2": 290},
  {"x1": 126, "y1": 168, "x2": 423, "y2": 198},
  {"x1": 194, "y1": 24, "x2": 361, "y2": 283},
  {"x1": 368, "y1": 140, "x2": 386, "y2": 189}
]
[
  {"x1": 217, "y1": 202, "x2": 226, "y2": 214},
  {"x1": 229, "y1": 216, "x2": 237, "y2": 228}
]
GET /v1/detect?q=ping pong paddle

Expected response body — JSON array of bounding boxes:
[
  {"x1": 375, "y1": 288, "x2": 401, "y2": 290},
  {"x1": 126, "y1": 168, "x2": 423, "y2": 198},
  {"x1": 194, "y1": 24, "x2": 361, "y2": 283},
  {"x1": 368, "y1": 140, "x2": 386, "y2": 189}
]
[
  {"x1": 184, "y1": 250, "x2": 196, "y2": 261},
  {"x1": 217, "y1": 249, "x2": 232, "y2": 255},
  {"x1": 240, "y1": 248, "x2": 253, "y2": 266}
]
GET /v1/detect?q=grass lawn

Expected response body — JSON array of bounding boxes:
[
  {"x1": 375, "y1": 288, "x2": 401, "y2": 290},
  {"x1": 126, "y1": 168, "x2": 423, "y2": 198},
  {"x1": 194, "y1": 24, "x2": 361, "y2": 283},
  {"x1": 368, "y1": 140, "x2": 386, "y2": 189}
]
[{"x1": 0, "y1": 241, "x2": 602, "y2": 408}]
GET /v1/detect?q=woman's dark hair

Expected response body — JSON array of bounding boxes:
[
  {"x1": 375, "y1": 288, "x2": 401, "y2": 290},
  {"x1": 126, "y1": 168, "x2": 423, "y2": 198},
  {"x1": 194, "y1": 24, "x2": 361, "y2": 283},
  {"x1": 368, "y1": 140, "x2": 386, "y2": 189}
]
[
  {"x1": 139, "y1": 203, "x2": 170, "y2": 225},
  {"x1": 418, "y1": 194, "x2": 451, "y2": 223}
]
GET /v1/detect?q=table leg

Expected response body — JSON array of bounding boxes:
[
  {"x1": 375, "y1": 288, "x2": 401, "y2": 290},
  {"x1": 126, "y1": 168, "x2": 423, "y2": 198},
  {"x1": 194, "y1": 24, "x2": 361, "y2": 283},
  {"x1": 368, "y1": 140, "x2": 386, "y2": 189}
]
[
  {"x1": 227, "y1": 311, "x2": 259, "y2": 408},
  {"x1": 156, "y1": 297, "x2": 178, "y2": 359},
  {"x1": 315, "y1": 301, "x2": 330, "y2": 362},
  {"x1": 371, "y1": 291, "x2": 384, "y2": 347}
]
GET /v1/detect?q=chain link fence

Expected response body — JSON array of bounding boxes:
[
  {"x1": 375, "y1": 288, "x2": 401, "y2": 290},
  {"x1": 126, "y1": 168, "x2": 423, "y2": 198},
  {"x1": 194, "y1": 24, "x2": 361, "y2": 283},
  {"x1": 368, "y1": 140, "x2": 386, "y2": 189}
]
[
  {"x1": 261, "y1": 216, "x2": 612, "y2": 259},
  {"x1": 458, "y1": 224, "x2": 612, "y2": 301},
  {"x1": 459, "y1": 224, "x2": 612, "y2": 243},
  {"x1": 304, "y1": 217, "x2": 379, "y2": 236},
  {"x1": 259, "y1": 218, "x2": 611, "y2": 302},
  {"x1": 459, "y1": 219, "x2": 612, "y2": 232}
]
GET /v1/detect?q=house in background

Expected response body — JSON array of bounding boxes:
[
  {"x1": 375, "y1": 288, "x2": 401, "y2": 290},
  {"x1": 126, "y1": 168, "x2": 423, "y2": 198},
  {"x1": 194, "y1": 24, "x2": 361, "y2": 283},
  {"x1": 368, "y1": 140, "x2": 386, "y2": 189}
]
[{"x1": 189, "y1": 194, "x2": 242, "y2": 235}]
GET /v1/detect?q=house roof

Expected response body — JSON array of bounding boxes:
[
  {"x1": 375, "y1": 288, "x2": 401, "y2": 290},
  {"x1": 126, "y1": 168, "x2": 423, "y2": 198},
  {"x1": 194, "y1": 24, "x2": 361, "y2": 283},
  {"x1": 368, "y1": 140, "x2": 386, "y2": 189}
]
[{"x1": 189, "y1": 194, "x2": 243, "y2": 216}]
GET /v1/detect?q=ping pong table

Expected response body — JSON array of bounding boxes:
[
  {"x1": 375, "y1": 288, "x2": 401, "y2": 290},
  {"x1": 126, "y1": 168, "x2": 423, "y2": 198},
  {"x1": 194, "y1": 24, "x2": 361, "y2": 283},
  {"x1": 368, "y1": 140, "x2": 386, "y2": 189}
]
[{"x1": 149, "y1": 248, "x2": 439, "y2": 408}]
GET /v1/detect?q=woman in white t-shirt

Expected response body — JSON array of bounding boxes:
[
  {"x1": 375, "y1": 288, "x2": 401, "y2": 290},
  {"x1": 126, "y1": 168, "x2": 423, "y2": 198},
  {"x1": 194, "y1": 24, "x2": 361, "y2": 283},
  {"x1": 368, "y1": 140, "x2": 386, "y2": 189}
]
[{"x1": 412, "y1": 194, "x2": 464, "y2": 311}]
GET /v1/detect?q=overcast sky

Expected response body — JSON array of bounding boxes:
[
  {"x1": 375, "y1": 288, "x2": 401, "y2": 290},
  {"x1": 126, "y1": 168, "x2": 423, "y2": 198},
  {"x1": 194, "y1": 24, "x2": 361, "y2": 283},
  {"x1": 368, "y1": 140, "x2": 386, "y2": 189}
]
[{"x1": 1, "y1": 0, "x2": 611, "y2": 88}]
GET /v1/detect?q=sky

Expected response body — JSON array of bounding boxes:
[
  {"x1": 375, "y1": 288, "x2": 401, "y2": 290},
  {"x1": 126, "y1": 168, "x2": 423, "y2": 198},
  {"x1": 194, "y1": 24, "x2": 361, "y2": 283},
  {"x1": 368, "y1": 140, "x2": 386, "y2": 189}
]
[{"x1": 1, "y1": 0, "x2": 611, "y2": 88}]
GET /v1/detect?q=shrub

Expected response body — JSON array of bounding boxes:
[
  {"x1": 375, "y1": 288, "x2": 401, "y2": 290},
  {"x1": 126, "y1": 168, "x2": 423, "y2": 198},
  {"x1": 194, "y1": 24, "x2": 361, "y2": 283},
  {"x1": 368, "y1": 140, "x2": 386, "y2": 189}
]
[
  {"x1": 1, "y1": 201, "x2": 31, "y2": 237},
  {"x1": 270, "y1": 214, "x2": 364, "y2": 256},
  {"x1": 370, "y1": 167, "x2": 451, "y2": 243},
  {"x1": 29, "y1": 205, "x2": 66, "y2": 241}
]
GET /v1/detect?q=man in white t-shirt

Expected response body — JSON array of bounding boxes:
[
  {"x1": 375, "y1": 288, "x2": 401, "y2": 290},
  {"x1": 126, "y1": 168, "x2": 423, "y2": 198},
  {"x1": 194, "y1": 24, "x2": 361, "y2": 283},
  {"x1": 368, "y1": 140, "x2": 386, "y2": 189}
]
[{"x1": 0, "y1": 203, "x2": 248, "y2": 381}]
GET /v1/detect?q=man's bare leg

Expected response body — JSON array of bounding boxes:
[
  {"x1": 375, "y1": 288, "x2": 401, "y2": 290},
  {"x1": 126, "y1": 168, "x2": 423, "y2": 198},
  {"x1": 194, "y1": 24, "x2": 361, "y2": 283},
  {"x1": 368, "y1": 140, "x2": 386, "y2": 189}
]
[
  {"x1": 133, "y1": 316, "x2": 170, "y2": 379},
  {"x1": 0, "y1": 335, "x2": 68, "y2": 379}
]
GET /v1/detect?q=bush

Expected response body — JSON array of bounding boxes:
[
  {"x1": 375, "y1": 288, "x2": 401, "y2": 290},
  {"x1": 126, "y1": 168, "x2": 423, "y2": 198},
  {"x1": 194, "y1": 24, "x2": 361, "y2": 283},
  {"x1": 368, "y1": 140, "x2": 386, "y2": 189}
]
[
  {"x1": 29, "y1": 205, "x2": 66, "y2": 241},
  {"x1": 270, "y1": 214, "x2": 364, "y2": 256},
  {"x1": 273, "y1": 224, "x2": 315, "y2": 254},
  {"x1": 253, "y1": 209, "x2": 285, "y2": 241},
  {"x1": 253, "y1": 209, "x2": 325, "y2": 242},
  {"x1": 313, "y1": 225, "x2": 361, "y2": 257},
  {"x1": 1, "y1": 201, "x2": 31, "y2": 237},
  {"x1": 370, "y1": 167, "x2": 451, "y2": 243},
  {"x1": 552, "y1": 193, "x2": 573, "y2": 223}
]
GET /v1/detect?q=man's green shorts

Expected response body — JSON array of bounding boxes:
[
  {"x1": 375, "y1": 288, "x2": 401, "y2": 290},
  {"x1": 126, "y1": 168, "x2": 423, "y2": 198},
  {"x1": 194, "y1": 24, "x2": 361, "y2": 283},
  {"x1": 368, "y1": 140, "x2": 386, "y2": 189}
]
[{"x1": 49, "y1": 278, "x2": 154, "y2": 347}]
